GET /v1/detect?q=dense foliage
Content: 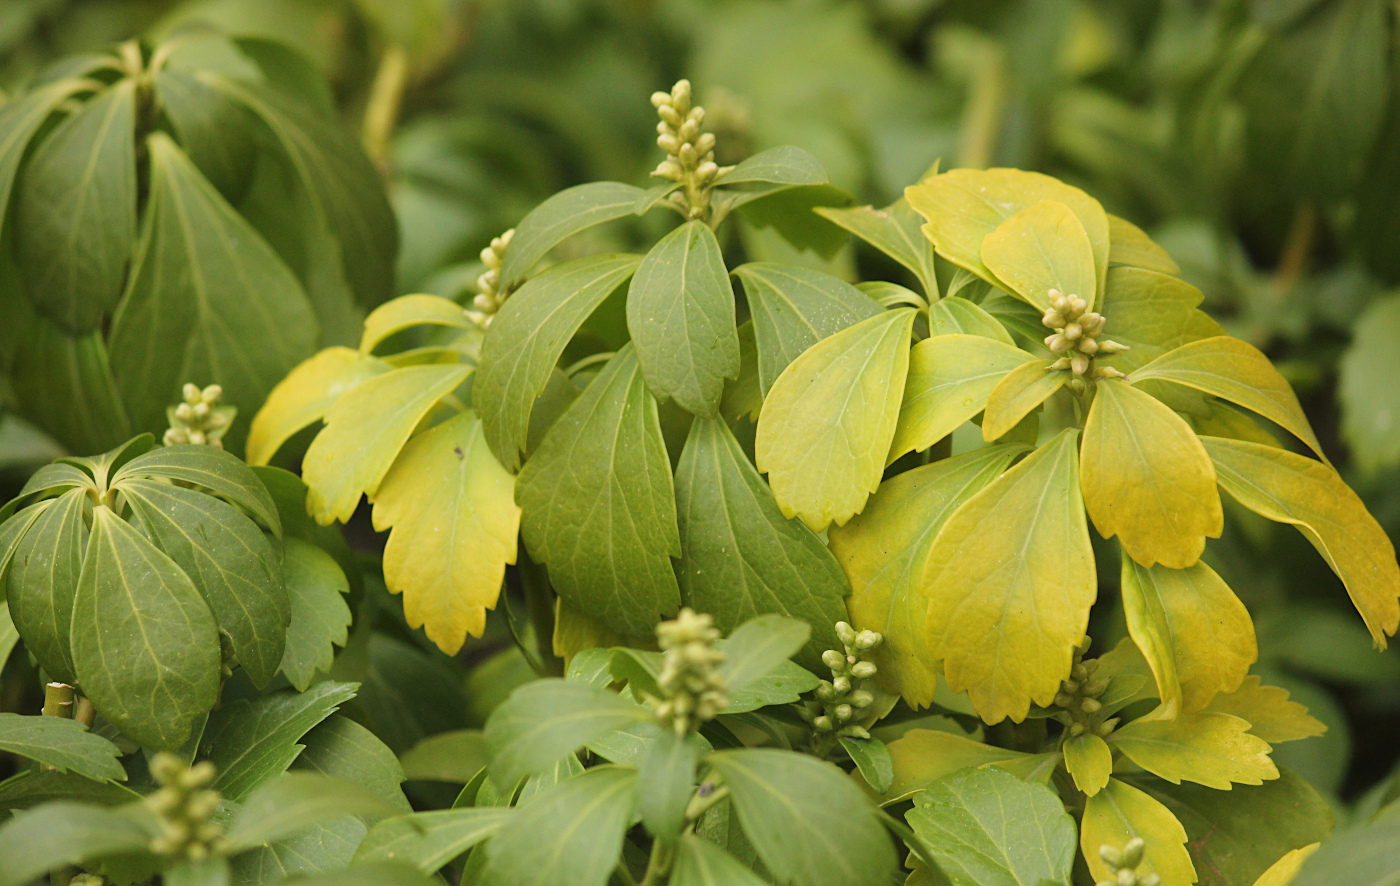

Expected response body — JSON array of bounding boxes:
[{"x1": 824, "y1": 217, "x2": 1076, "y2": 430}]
[{"x1": 2, "y1": 1, "x2": 1400, "y2": 885}]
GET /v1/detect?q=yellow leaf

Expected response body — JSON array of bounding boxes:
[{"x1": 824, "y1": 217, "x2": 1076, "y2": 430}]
[
  {"x1": 981, "y1": 361, "x2": 1066, "y2": 442},
  {"x1": 1192, "y1": 401, "x2": 1281, "y2": 449},
  {"x1": 1250, "y1": 843, "x2": 1320, "y2": 886},
  {"x1": 923, "y1": 429, "x2": 1096, "y2": 723},
  {"x1": 755, "y1": 308, "x2": 916, "y2": 531},
  {"x1": 1120, "y1": 554, "x2": 1256, "y2": 713},
  {"x1": 1081, "y1": 778, "x2": 1196, "y2": 886},
  {"x1": 246, "y1": 347, "x2": 390, "y2": 466},
  {"x1": 302, "y1": 363, "x2": 471, "y2": 524},
  {"x1": 552, "y1": 597, "x2": 642, "y2": 668},
  {"x1": 1094, "y1": 637, "x2": 1158, "y2": 713},
  {"x1": 1110, "y1": 710, "x2": 1278, "y2": 789},
  {"x1": 1081, "y1": 380, "x2": 1222, "y2": 569},
  {"x1": 879, "y1": 728, "x2": 1030, "y2": 804},
  {"x1": 1130, "y1": 337, "x2": 1326, "y2": 461},
  {"x1": 359, "y1": 294, "x2": 475, "y2": 354},
  {"x1": 905, "y1": 168, "x2": 1110, "y2": 297},
  {"x1": 981, "y1": 200, "x2": 1099, "y2": 310},
  {"x1": 1108, "y1": 214, "x2": 1180, "y2": 276},
  {"x1": 828, "y1": 446, "x2": 1023, "y2": 707},
  {"x1": 1201, "y1": 436, "x2": 1400, "y2": 645},
  {"x1": 1204, "y1": 676, "x2": 1326, "y2": 743},
  {"x1": 926, "y1": 296, "x2": 1015, "y2": 345},
  {"x1": 370, "y1": 410, "x2": 519, "y2": 654},
  {"x1": 1063, "y1": 733, "x2": 1112, "y2": 796},
  {"x1": 888, "y1": 334, "x2": 1031, "y2": 463}
]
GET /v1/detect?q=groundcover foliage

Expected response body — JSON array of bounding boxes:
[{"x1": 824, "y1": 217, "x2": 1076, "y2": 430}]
[{"x1": 2, "y1": 2, "x2": 1400, "y2": 886}]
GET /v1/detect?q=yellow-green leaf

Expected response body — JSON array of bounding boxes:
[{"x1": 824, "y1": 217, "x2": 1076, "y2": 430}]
[
  {"x1": 1108, "y1": 214, "x2": 1180, "y2": 275},
  {"x1": 905, "y1": 168, "x2": 1109, "y2": 298},
  {"x1": 1131, "y1": 337, "x2": 1325, "y2": 460},
  {"x1": 1250, "y1": 843, "x2": 1319, "y2": 886},
  {"x1": 1192, "y1": 401, "x2": 1280, "y2": 449},
  {"x1": 981, "y1": 361, "x2": 1065, "y2": 443},
  {"x1": 879, "y1": 728, "x2": 1031, "y2": 804},
  {"x1": 302, "y1": 363, "x2": 471, "y2": 524},
  {"x1": 926, "y1": 296, "x2": 1015, "y2": 345},
  {"x1": 888, "y1": 334, "x2": 1031, "y2": 463},
  {"x1": 981, "y1": 200, "x2": 1099, "y2": 310},
  {"x1": 923, "y1": 430, "x2": 1096, "y2": 724},
  {"x1": 371, "y1": 411, "x2": 519, "y2": 655},
  {"x1": 1120, "y1": 555, "x2": 1256, "y2": 713},
  {"x1": 552, "y1": 598, "x2": 641, "y2": 669},
  {"x1": 828, "y1": 446, "x2": 1022, "y2": 707},
  {"x1": 755, "y1": 308, "x2": 915, "y2": 531},
  {"x1": 359, "y1": 294, "x2": 474, "y2": 354},
  {"x1": 1081, "y1": 778, "x2": 1196, "y2": 886},
  {"x1": 1204, "y1": 676, "x2": 1326, "y2": 744},
  {"x1": 1063, "y1": 733, "x2": 1112, "y2": 797},
  {"x1": 1081, "y1": 380, "x2": 1222, "y2": 569},
  {"x1": 1094, "y1": 267, "x2": 1223, "y2": 391},
  {"x1": 815, "y1": 198, "x2": 938, "y2": 296},
  {"x1": 1110, "y1": 710, "x2": 1278, "y2": 789},
  {"x1": 247, "y1": 347, "x2": 391, "y2": 466},
  {"x1": 1201, "y1": 436, "x2": 1400, "y2": 644}
]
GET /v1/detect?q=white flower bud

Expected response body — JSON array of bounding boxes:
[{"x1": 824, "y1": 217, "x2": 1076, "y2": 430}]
[
  {"x1": 1071, "y1": 353, "x2": 1090, "y2": 376},
  {"x1": 679, "y1": 143, "x2": 698, "y2": 165},
  {"x1": 201, "y1": 384, "x2": 222, "y2": 403},
  {"x1": 822, "y1": 649, "x2": 845, "y2": 670},
  {"x1": 175, "y1": 403, "x2": 195, "y2": 422},
  {"x1": 833, "y1": 675, "x2": 851, "y2": 694},
  {"x1": 696, "y1": 161, "x2": 719, "y2": 182},
  {"x1": 1063, "y1": 322, "x2": 1083, "y2": 341},
  {"x1": 183, "y1": 383, "x2": 201, "y2": 403},
  {"x1": 851, "y1": 661, "x2": 877, "y2": 679},
  {"x1": 1078, "y1": 338, "x2": 1099, "y2": 356},
  {"x1": 189, "y1": 430, "x2": 206, "y2": 445},
  {"x1": 835, "y1": 622, "x2": 858, "y2": 646},
  {"x1": 679, "y1": 119, "x2": 700, "y2": 142},
  {"x1": 850, "y1": 689, "x2": 874, "y2": 708},
  {"x1": 658, "y1": 134, "x2": 681, "y2": 155},
  {"x1": 834, "y1": 703, "x2": 853, "y2": 722},
  {"x1": 695, "y1": 132, "x2": 715, "y2": 154},
  {"x1": 193, "y1": 401, "x2": 210, "y2": 419}
]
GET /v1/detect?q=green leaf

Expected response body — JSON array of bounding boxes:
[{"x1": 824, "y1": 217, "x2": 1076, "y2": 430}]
[
  {"x1": 716, "y1": 614, "x2": 813, "y2": 694},
  {"x1": 483, "y1": 766, "x2": 638, "y2": 886},
  {"x1": 1080, "y1": 778, "x2": 1195, "y2": 886},
  {"x1": 828, "y1": 446, "x2": 1021, "y2": 707},
  {"x1": 115, "y1": 444, "x2": 281, "y2": 537},
  {"x1": 225, "y1": 772, "x2": 401, "y2": 850},
  {"x1": 477, "y1": 254, "x2": 641, "y2": 469},
  {"x1": 278, "y1": 862, "x2": 436, "y2": 886},
  {"x1": 723, "y1": 662, "x2": 821, "y2": 713},
  {"x1": 981, "y1": 199, "x2": 1099, "y2": 311},
  {"x1": 0, "y1": 79, "x2": 84, "y2": 231},
  {"x1": 924, "y1": 430, "x2": 1096, "y2": 724},
  {"x1": 358, "y1": 294, "x2": 474, "y2": 354},
  {"x1": 1201, "y1": 436, "x2": 1400, "y2": 644},
  {"x1": 399, "y1": 730, "x2": 487, "y2": 783},
  {"x1": 206, "y1": 74, "x2": 397, "y2": 309},
  {"x1": 165, "y1": 857, "x2": 230, "y2": 886},
  {"x1": 227, "y1": 818, "x2": 366, "y2": 883},
  {"x1": 980, "y1": 362, "x2": 1065, "y2": 443},
  {"x1": 498, "y1": 181, "x2": 648, "y2": 288},
  {"x1": 16, "y1": 79, "x2": 137, "y2": 333},
  {"x1": 301, "y1": 362, "x2": 471, "y2": 523},
  {"x1": 731, "y1": 262, "x2": 882, "y2": 396},
  {"x1": 1094, "y1": 267, "x2": 1220, "y2": 377},
  {"x1": 117, "y1": 477, "x2": 287, "y2": 687},
  {"x1": 0, "y1": 802, "x2": 153, "y2": 886},
  {"x1": 1137, "y1": 770, "x2": 1333, "y2": 886},
  {"x1": 708, "y1": 749, "x2": 897, "y2": 886},
  {"x1": 108, "y1": 132, "x2": 319, "y2": 452},
  {"x1": 674, "y1": 417, "x2": 846, "y2": 668},
  {"x1": 639, "y1": 728, "x2": 700, "y2": 840},
  {"x1": 1339, "y1": 293, "x2": 1400, "y2": 473},
  {"x1": 905, "y1": 766, "x2": 1076, "y2": 886},
  {"x1": 627, "y1": 221, "x2": 740, "y2": 416},
  {"x1": 278, "y1": 538, "x2": 351, "y2": 691},
  {"x1": 1063, "y1": 733, "x2": 1112, "y2": 797},
  {"x1": 889, "y1": 334, "x2": 1032, "y2": 462},
  {"x1": 671, "y1": 833, "x2": 770, "y2": 886},
  {"x1": 354, "y1": 807, "x2": 510, "y2": 872},
  {"x1": 756, "y1": 308, "x2": 916, "y2": 531},
  {"x1": 71, "y1": 506, "x2": 220, "y2": 750},
  {"x1": 1107, "y1": 215, "x2": 1179, "y2": 275},
  {"x1": 815, "y1": 198, "x2": 938, "y2": 295},
  {"x1": 1239, "y1": 0, "x2": 1389, "y2": 200},
  {"x1": 927, "y1": 297, "x2": 1015, "y2": 345},
  {"x1": 1129, "y1": 336, "x2": 1325, "y2": 460},
  {"x1": 484, "y1": 678, "x2": 650, "y2": 790},
  {"x1": 517, "y1": 346, "x2": 681, "y2": 636},
  {"x1": 0, "y1": 714, "x2": 124, "y2": 782},
  {"x1": 733, "y1": 183, "x2": 852, "y2": 257},
  {"x1": 294, "y1": 714, "x2": 409, "y2": 811},
  {"x1": 1110, "y1": 711, "x2": 1277, "y2": 788},
  {"x1": 0, "y1": 603, "x2": 18, "y2": 676},
  {"x1": 1080, "y1": 380, "x2": 1222, "y2": 569},
  {"x1": 10, "y1": 317, "x2": 133, "y2": 455},
  {"x1": 6, "y1": 490, "x2": 86, "y2": 682},
  {"x1": 371, "y1": 410, "x2": 520, "y2": 654},
  {"x1": 1291, "y1": 803, "x2": 1392, "y2": 886},
  {"x1": 246, "y1": 347, "x2": 391, "y2": 466},
  {"x1": 201, "y1": 681, "x2": 358, "y2": 801},
  {"x1": 717, "y1": 146, "x2": 828, "y2": 188},
  {"x1": 153, "y1": 69, "x2": 254, "y2": 201},
  {"x1": 840, "y1": 737, "x2": 893, "y2": 795},
  {"x1": 905, "y1": 168, "x2": 1109, "y2": 298},
  {"x1": 1120, "y1": 555, "x2": 1256, "y2": 713}
]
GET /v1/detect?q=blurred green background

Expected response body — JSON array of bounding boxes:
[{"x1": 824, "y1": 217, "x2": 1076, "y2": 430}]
[{"x1": 2, "y1": 0, "x2": 1399, "y2": 811}]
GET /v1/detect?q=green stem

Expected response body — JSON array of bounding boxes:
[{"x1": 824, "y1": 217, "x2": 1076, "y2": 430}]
[
  {"x1": 362, "y1": 44, "x2": 409, "y2": 175},
  {"x1": 957, "y1": 42, "x2": 1007, "y2": 170},
  {"x1": 42, "y1": 682, "x2": 74, "y2": 719}
]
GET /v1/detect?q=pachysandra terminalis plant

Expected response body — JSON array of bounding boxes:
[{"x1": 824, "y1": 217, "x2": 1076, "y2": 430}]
[
  {"x1": 0, "y1": 32, "x2": 396, "y2": 456},
  {"x1": 227, "y1": 79, "x2": 1397, "y2": 886}
]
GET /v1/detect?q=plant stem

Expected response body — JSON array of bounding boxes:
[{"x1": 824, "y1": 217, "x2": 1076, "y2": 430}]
[
  {"x1": 957, "y1": 42, "x2": 1007, "y2": 170},
  {"x1": 362, "y1": 44, "x2": 409, "y2": 176},
  {"x1": 1273, "y1": 203, "x2": 1317, "y2": 294},
  {"x1": 42, "y1": 682, "x2": 74, "y2": 719}
]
